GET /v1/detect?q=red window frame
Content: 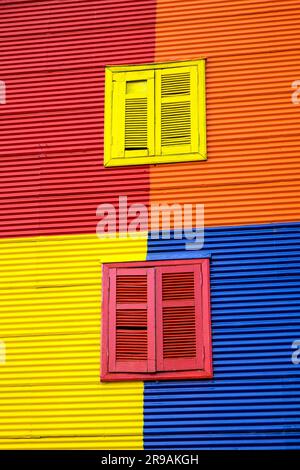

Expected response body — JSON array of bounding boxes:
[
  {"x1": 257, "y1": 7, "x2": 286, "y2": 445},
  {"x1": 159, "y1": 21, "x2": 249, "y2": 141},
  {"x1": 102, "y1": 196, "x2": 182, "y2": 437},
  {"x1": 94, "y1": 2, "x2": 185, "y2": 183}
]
[{"x1": 101, "y1": 259, "x2": 213, "y2": 381}]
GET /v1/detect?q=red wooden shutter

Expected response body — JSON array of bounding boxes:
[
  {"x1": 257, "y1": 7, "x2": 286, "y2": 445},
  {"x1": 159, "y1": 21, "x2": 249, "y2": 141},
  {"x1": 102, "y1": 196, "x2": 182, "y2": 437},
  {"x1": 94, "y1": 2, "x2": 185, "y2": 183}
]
[
  {"x1": 155, "y1": 264, "x2": 204, "y2": 372},
  {"x1": 108, "y1": 267, "x2": 155, "y2": 373}
]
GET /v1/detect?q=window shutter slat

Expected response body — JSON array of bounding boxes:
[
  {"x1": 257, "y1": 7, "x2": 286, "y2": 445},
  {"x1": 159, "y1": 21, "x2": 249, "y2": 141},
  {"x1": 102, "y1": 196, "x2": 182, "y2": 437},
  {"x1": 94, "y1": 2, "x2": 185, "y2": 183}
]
[
  {"x1": 108, "y1": 267, "x2": 155, "y2": 373},
  {"x1": 125, "y1": 97, "x2": 148, "y2": 149},
  {"x1": 111, "y1": 70, "x2": 155, "y2": 161},
  {"x1": 155, "y1": 66, "x2": 199, "y2": 157},
  {"x1": 156, "y1": 264, "x2": 204, "y2": 372}
]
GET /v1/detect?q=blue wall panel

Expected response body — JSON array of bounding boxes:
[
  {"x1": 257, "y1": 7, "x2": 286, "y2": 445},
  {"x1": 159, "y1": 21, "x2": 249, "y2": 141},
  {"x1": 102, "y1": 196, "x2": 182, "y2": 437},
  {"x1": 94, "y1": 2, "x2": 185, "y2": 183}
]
[{"x1": 144, "y1": 222, "x2": 300, "y2": 449}]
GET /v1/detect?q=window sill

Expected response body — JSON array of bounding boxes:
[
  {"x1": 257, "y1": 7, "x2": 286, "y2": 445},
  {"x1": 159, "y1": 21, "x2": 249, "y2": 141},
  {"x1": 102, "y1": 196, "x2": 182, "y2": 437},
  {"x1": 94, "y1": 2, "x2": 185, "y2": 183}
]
[
  {"x1": 104, "y1": 152, "x2": 207, "y2": 167},
  {"x1": 101, "y1": 367, "x2": 213, "y2": 382}
]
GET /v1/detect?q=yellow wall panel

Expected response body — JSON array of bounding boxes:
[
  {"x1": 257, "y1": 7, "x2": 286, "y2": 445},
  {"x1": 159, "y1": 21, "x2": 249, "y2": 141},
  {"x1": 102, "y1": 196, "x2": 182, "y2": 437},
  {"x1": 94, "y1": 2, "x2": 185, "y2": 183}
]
[
  {"x1": 0, "y1": 239, "x2": 38, "y2": 289},
  {"x1": 0, "y1": 233, "x2": 147, "y2": 449},
  {"x1": 0, "y1": 436, "x2": 142, "y2": 450}
]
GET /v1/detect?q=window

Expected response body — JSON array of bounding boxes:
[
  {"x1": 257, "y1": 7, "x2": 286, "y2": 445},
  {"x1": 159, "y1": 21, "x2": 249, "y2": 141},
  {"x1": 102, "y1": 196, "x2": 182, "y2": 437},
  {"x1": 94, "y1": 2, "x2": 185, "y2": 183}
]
[
  {"x1": 104, "y1": 60, "x2": 206, "y2": 167},
  {"x1": 101, "y1": 259, "x2": 212, "y2": 381}
]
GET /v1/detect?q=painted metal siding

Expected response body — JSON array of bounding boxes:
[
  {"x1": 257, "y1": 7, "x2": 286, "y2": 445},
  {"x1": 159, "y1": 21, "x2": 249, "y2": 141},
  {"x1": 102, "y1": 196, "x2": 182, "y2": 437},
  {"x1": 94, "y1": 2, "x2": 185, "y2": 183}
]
[
  {"x1": 144, "y1": 222, "x2": 300, "y2": 449},
  {"x1": 147, "y1": 1, "x2": 300, "y2": 448},
  {"x1": 152, "y1": 0, "x2": 300, "y2": 227},
  {"x1": 0, "y1": 233, "x2": 148, "y2": 449},
  {"x1": 0, "y1": 0, "x2": 156, "y2": 238},
  {"x1": 1, "y1": 0, "x2": 300, "y2": 451},
  {"x1": 0, "y1": 0, "x2": 156, "y2": 449}
]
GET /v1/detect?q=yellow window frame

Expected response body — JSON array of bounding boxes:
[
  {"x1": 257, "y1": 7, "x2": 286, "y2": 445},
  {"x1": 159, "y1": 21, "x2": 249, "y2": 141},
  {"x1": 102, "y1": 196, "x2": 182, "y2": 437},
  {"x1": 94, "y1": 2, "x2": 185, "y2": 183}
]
[{"x1": 104, "y1": 60, "x2": 206, "y2": 167}]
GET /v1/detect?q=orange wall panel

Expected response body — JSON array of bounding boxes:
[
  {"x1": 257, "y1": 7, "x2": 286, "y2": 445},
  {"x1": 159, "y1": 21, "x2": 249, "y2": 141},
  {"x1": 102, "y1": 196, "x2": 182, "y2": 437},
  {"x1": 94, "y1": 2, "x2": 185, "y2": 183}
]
[{"x1": 152, "y1": 0, "x2": 300, "y2": 227}]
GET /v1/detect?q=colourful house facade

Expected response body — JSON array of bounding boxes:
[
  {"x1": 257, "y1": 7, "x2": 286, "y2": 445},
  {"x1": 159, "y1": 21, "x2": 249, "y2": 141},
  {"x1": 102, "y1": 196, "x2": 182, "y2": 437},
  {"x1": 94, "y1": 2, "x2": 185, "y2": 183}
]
[{"x1": 0, "y1": 0, "x2": 299, "y2": 449}]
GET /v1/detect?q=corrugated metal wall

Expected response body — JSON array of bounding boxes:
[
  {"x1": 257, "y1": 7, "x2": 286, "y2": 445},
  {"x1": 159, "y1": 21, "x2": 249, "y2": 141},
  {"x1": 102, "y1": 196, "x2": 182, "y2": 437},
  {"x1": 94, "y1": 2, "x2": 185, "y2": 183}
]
[
  {"x1": 0, "y1": 233, "x2": 148, "y2": 448},
  {"x1": 1, "y1": 0, "x2": 300, "y2": 450},
  {"x1": 0, "y1": 0, "x2": 156, "y2": 449},
  {"x1": 145, "y1": 0, "x2": 300, "y2": 449},
  {"x1": 0, "y1": 0, "x2": 155, "y2": 238},
  {"x1": 145, "y1": 222, "x2": 300, "y2": 449},
  {"x1": 152, "y1": 0, "x2": 300, "y2": 227}
]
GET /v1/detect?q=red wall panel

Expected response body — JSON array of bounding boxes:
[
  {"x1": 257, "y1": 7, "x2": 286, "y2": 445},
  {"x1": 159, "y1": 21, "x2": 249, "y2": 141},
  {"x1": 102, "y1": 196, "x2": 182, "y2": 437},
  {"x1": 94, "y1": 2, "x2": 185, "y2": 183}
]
[{"x1": 0, "y1": 0, "x2": 156, "y2": 237}]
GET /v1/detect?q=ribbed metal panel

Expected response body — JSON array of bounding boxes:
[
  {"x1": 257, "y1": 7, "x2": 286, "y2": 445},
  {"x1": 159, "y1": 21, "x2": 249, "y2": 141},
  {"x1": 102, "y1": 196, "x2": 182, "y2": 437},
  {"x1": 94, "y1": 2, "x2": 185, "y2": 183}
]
[
  {"x1": 0, "y1": 0, "x2": 155, "y2": 238},
  {"x1": 1, "y1": 0, "x2": 300, "y2": 451},
  {"x1": 145, "y1": 222, "x2": 300, "y2": 449},
  {"x1": 0, "y1": 233, "x2": 147, "y2": 448},
  {"x1": 0, "y1": 0, "x2": 156, "y2": 448},
  {"x1": 152, "y1": 0, "x2": 300, "y2": 227}
]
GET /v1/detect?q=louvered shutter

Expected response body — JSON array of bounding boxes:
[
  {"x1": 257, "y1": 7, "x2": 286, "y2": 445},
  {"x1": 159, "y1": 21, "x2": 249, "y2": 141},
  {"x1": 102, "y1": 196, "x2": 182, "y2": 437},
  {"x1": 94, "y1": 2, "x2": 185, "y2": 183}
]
[
  {"x1": 108, "y1": 267, "x2": 155, "y2": 373},
  {"x1": 155, "y1": 264, "x2": 204, "y2": 371},
  {"x1": 155, "y1": 65, "x2": 199, "y2": 157},
  {"x1": 111, "y1": 70, "x2": 155, "y2": 160}
]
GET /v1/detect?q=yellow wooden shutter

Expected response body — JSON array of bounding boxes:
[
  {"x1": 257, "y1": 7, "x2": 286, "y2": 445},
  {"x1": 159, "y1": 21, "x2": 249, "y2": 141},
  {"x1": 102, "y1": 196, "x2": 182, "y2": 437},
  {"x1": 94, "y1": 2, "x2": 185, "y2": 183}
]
[
  {"x1": 111, "y1": 70, "x2": 155, "y2": 161},
  {"x1": 155, "y1": 65, "x2": 199, "y2": 157}
]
